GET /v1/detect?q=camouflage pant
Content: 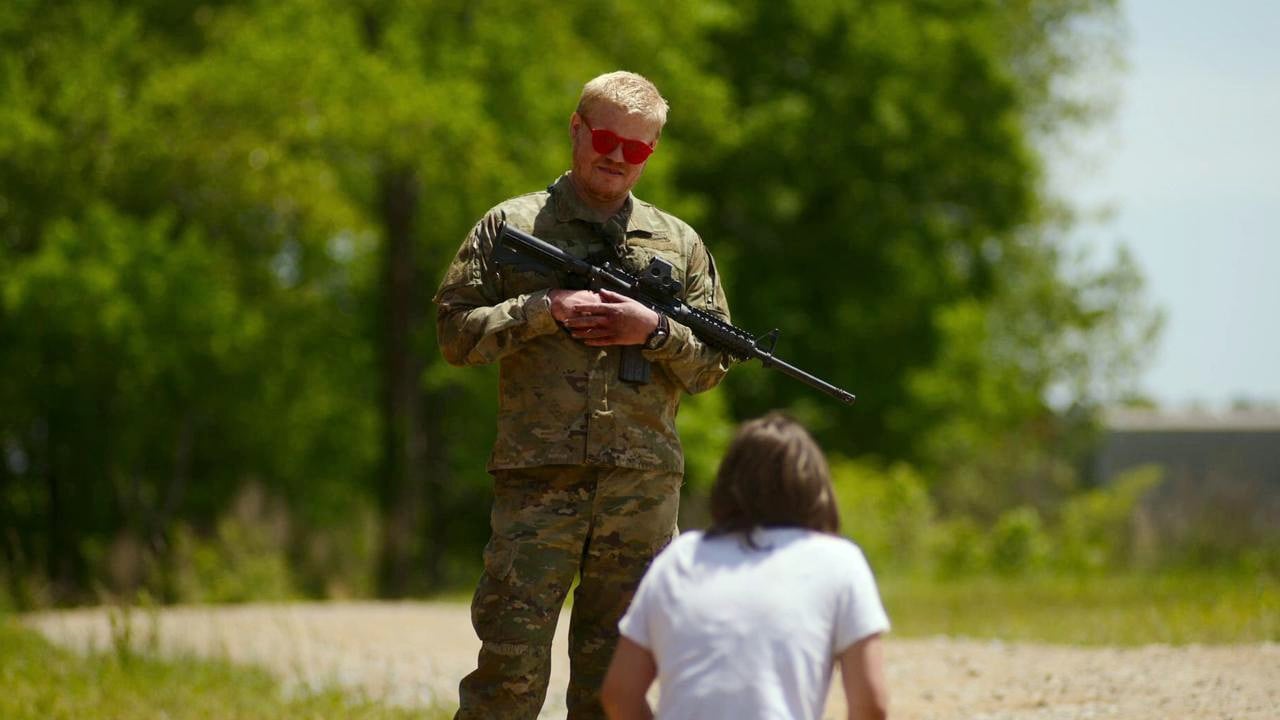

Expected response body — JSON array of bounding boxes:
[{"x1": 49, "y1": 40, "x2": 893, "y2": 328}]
[{"x1": 454, "y1": 464, "x2": 681, "y2": 720}]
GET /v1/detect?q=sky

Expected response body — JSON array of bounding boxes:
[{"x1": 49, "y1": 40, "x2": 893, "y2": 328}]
[{"x1": 1060, "y1": 0, "x2": 1280, "y2": 409}]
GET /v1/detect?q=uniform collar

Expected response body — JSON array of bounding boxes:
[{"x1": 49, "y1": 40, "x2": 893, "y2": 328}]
[{"x1": 550, "y1": 173, "x2": 659, "y2": 236}]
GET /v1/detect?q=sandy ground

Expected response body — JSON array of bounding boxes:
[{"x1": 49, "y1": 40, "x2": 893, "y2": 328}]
[{"x1": 22, "y1": 602, "x2": 1280, "y2": 719}]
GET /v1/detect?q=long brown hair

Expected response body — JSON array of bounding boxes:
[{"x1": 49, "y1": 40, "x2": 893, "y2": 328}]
[{"x1": 707, "y1": 412, "x2": 840, "y2": 541}]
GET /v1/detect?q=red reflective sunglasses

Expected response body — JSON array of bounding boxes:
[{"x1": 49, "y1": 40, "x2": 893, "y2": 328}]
[{"x1": 581, "y1": 117, "x2": 656, "y2": 165}]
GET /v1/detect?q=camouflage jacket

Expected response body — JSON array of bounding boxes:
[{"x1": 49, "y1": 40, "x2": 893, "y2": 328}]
[{"x1": 434, "y1": 174, "x2": 734, "y2": 473}]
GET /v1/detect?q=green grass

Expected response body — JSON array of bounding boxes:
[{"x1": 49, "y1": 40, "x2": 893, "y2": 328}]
[
  {"x1": 880, "y1": 571, "x2": 1280, "y2": 645},
  {"x1": 4, "y1": 572, "x2": 1272, "y2": 719},
  {"x1": 0, "y1": 617, "x2": 451, "y2": 720}
]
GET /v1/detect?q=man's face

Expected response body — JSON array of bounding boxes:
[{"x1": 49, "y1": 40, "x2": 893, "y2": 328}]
[{"x1": 569, "y1": 103, "x2": 661, "y2": 212}]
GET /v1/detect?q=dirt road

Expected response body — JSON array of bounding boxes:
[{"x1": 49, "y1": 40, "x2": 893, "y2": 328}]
[{"x1": 23, "y1": 602, "x2": 1279, "y2": 719}]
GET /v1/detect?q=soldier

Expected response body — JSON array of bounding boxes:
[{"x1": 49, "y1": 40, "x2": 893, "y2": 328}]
[{"x1": 434, "y1": 71, "x2": 734, "y2": 719}]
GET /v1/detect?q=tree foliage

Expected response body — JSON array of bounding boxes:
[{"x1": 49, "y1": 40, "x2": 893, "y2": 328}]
[{"x1": 0, "y1": 0, "x2": 1157, "y2": 605}]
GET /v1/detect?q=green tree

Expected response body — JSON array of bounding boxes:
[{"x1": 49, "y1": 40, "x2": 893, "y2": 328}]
[
  {"x1": 1, "y1": 0, "x2": 1160, "y2": 604},
  {"x1": 1, "y1": 0, "x2": 734, "y2": 602},
  {"x1": 684, "y1": 0, "x2": 1155, "y2": 511}
]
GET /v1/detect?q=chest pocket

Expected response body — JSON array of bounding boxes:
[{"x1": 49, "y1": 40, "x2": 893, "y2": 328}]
[
  {"x1": 498, "y1": 265, "x2": 558, "y2": 298},
  {"x1": 496, "y1": 232, "x2": 599, "y2": 297},
  {"x1": 622, "y1": 234, "x2": 687, "y2": 300}
]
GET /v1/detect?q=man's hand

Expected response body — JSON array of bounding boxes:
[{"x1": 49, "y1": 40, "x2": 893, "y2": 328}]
[
  {"x1": 555, "y1": 288, "x2": 660, "y2": 347},
  {"x1": 549, "y1": 289, "x2": 603, "y2": 323}
]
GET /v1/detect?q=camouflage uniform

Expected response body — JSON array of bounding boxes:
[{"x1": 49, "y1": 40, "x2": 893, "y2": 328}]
[{"x1": 435, "y1": 174, "x2": 733, "y2": 719}]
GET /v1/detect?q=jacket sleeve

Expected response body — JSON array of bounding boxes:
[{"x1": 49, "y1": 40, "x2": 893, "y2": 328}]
[
  {"x1": 642, "y1": 238, "x2": 736, "y2": 394},
  {"x1": 433, "y1": 211, "x2": 561, "y2": 366}
]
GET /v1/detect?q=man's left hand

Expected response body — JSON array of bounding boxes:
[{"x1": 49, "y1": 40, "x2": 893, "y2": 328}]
[{"x1": 560, "y1": 289, "x2": 660, "y2": 347}]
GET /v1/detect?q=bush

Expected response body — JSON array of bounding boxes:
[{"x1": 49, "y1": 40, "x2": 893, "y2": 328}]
[
  {"x1": 989, "y1": 506, "x2": 1051, "y2": 576},
  {"x1": 293, "y1": 504, "x2": 380, "y2": 600},
  {"x1": 1056, "y1": 464, "x2": 1163, "y2": 572},
  {"x1": 831, "y1": 459, "x2": 935, "y2": 571},
  {"x1": 676, "y1": 391, "x2": 736, "y2": 497},
  {"x1": 929, "y1": 516, "x2": 989, "y2": 577},
  {"x1": 170, "y1": 483, "x2": 296, "y2": 603}
]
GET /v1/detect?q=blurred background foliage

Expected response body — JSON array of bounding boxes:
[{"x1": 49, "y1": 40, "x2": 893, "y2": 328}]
[{"x1": 1, "y1": 0, "x2": 1223, "y2": 610}]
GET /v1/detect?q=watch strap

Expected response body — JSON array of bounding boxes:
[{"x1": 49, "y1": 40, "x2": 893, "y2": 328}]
[{"x1": 644, "y1": 314, "x2": 670, "y2": 350}]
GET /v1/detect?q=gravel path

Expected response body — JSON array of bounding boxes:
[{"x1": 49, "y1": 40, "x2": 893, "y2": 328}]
[{"x1": 23, "y1": 602, "x2": 1280, "y2": 719}]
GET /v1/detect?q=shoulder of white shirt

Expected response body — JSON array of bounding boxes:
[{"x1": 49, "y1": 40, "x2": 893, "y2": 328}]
[{"x1": 674, "y1": 527, "x2": 865, "y2": 554}]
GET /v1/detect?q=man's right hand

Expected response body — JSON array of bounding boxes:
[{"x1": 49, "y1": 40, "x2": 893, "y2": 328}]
[{"x1": 549, "y1": 289, "x2": 602, "y2": 324}]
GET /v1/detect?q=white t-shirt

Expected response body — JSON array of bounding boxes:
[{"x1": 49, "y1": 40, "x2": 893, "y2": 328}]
[{"x1": 618, "y1": 528, "x2": 889, "y2": 720}]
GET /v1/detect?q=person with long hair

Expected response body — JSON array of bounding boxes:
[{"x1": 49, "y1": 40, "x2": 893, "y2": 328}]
[{"x1": 601, "y1": 413, "x2": 890, "y2": 720}]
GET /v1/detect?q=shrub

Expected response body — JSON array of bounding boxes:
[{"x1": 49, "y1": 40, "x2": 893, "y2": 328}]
[
  {"x1": 832, "y1": 459, "x2": 935, "y2": 571},
  {"x1": 929, "y1": 515, "x2": 989, "y2": 577},
  {"x1": 676, "y1": 391, "x2": 736, "y2": 497},
  {"x1": 170, "y1": 483, "x2": 295, "y2": 603},
  {"x1": 1056, "y1": 464, "x2": 1163, "y2": 572},
  {"x1": 294, "y1": 502, "x2": 379, "y2": 599},
  {"x1": 989, "y1": 506, "x2": 1050, "y2": 576}
]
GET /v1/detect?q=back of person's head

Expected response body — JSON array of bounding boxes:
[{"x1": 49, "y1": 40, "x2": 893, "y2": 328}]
[
  {"x1": 577, "y1": 70, "x2": 669, "y2": 129},
  {"x1": 708, "y1": 412, "x2": 840, "y2": 539}
]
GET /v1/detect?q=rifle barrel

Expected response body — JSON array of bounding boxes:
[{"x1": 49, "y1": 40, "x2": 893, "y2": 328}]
[{"x1": 496, "y1": 223, "x2": 856, "y2": 405}]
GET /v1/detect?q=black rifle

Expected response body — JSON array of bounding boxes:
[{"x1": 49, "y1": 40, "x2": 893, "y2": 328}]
[{"x1": 492, "y1": 222, "x2": 856, "y2": 405}]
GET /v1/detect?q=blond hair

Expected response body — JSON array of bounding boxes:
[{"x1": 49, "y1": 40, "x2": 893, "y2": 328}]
[{"x1": 576, "y1": 71, "x2": 669, "y2": 129}]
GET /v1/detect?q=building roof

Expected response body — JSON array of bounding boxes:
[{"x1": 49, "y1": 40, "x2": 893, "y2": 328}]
[{"x1": 1105, "y1": 408, "x2": 1280, "y2": 432}]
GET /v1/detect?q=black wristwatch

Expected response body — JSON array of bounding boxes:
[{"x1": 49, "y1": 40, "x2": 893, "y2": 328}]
[{"x1": 644, "y1": 314, "x2": 670, "y2": 350}]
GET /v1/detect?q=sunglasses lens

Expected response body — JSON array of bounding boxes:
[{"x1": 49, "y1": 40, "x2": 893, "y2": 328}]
[
  {"x1": 621, "y1": 140, "x2": 654, "y2": 164},
  {"x1": 585, "y1": 121, "x2": 654, "y2": 164},
  {"x1": 591, "y1": 129, "x2": 621, "y2": 155}
]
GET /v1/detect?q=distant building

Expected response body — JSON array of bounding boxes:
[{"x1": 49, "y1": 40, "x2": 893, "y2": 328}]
[{"x1": 1096, "y1": 408, "x2": 1280, "y2": 559}]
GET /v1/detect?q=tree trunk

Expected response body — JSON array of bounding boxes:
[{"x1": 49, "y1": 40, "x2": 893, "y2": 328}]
[
  {"x1": 376, "y1": 165, "x2": 427, "y2": 598},
  {"x1": 421, "y1": 385, "x2": 449, "y2": 590},
  {"x1": 0, "y1": 436, "x2": 15, "y2": 597},
  {"x1": 43, "y1": 417, "x2": 80, "y2": 604}
]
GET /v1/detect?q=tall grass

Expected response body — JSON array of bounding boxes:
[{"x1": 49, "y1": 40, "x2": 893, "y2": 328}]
[
  {"x1": 879, "y1": 571, "x2": 1280, "y2": 645},
  {"x1": 0, "y1": 615, "x2": 450, "y2": 720}
]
